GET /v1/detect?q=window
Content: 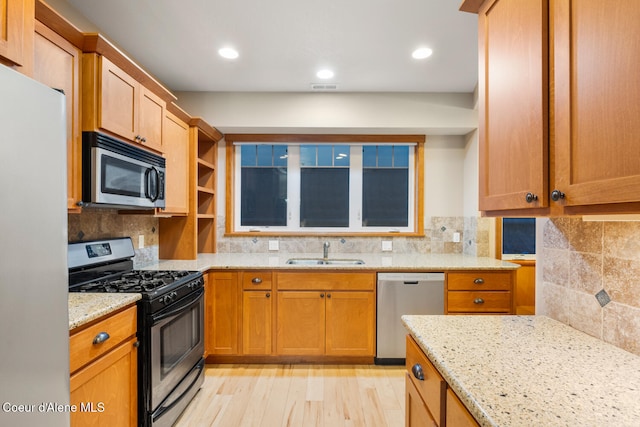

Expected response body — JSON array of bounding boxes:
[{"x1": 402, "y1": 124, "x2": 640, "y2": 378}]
[{"x1": 227, "y1": 135, "x2": 424, "y2": 235}]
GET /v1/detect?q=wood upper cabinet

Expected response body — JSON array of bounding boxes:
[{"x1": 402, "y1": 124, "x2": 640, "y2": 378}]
[
  {"x1": 162, "y1": 110, "x2": 190, "y2": 215},
  {"x1": 476, "y1": 0, "x2": 549, "y2": 213},
  {"x1": 69, "y1": 305, "x2": 138, "y2": 426},
  {"x1": 0, "y1": 0, "x2": 32, "y2": 68},
  {"x1": 33, "y1": 20, "x2": 82, "y2": 212},
  {"x1": 552, "y1": 0, "x2": 640, "y2": 211},
  {"x1": 466, "y1": 0, "x2": 640, "y2": 216},
  {"x1": 82, "y1": 54, "x2": 165, "y2": 152}
]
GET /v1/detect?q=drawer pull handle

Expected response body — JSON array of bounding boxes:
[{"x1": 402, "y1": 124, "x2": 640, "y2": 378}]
[
  {"x1": 474, "y1": 298, "x2": 485, "y2": 305},
  {"x1": 411, "y1": 364, "x2": 425, "y2": 381},
  {"x1": 251, "y1": 277, "x2": 263, "y2": 284},
  {"x1": 473, "y1": 278, "x2": 484, "y2": 285},
  {"x1": 92, "y1": 332, "x2": 110, "y2": 345}
]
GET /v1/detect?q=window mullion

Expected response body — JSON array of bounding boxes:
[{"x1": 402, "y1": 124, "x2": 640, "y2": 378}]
[
  {"x1": 288, "y1": 145, "x2": 301, "y2": 230},
  {"x1": 350, "y1": 146, "x2": 363, "y2": 230}
]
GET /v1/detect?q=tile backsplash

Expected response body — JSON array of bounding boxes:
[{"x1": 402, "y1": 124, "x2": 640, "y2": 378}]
[
  {"x1": 538, "y1": 217, "x2": 640, "y2": 356},
  {"x1": 68, "y1": 209, "x2": 159, "y2": 266},
  {"x1": 215, "y1": 215, "x2": 492, "y2": 256}
]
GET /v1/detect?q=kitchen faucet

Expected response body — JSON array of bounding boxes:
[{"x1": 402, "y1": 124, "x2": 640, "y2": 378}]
[{"x1": 323, "y1": 241, "x2": 330, "y2": 259}]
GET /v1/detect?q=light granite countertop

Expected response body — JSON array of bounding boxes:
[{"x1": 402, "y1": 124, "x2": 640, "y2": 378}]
[
  {"x1": 141, "y1": 252, "x2": 519, "y2": 272},
  {"x1": 402, "y1": 315, "x2": 640, "y2": 427},
  {"x1": 68, "y1": 293, "x2": 141, "y2": 330}
]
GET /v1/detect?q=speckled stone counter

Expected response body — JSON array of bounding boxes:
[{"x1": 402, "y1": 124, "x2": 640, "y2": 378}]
[
  {"x1": 141, "y1": 252, "x2": 519, "y2": 272},
  {"x1": 402, "y1": 315, "x2": 640, "y2": 427},
  {"x1": 68, "y1": 293, "x2": 141, "y2": 330}
]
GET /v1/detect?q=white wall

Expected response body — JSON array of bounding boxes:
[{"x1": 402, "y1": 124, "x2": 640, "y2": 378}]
[{"x1": 174, "y1": 91, "x2": 477, "y2": 135}]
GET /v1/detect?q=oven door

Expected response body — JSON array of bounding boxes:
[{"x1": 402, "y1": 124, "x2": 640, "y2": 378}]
[
  {"x1": 93, "y1": 146, "x2": 166, "y2": 208},
  {"x1": 149, "y1": 287, "x2": 204, "y2": 411}
]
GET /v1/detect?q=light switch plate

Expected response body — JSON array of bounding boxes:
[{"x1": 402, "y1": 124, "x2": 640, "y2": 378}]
[
  {"x1": 268, "y1": 240, "x2": 279, "y2": 251},
  {"x1": 138, "y1": 235, "x2": 145, "y2": 248},
  {"x1": 381, "y1": 241, "x2": 393, "y2": 251}
]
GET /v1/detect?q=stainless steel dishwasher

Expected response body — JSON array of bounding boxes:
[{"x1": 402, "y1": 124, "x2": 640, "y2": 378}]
[{"x1": 376, "y1": 272, "x2": 445, "y2": 364}]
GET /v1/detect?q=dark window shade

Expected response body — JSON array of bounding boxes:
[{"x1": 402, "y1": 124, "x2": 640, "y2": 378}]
[
  {"x1": 241, "y1": 168, "x2": 287, "y2": 226},
  {"x1": 300, "y1": 168, "x2": 349, "y2": 227},
  {"x1": 363, "y1": 169, "x2": 408, "y2": 226}
]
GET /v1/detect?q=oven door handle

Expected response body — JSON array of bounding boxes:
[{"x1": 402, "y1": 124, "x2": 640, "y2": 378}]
[
  {"x1": 151, "y1": 287, "x2": 204, "y2": 324},
  {"x1": 153, "y1": 359, "x2": 205, "y2": 422}
]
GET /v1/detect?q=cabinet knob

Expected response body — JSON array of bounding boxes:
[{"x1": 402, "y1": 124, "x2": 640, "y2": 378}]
[
  {"x1": 251, "y1": 277, "x2": 263, "y2": 284},
  {"x1": 525, "y1": 192, "x2": 538, "y2": 203},
  {"x1": 411, "y1": 364, "x2": 425, "y2": 381},
  {"x1": 473, "y1": 298, "x2": 485, "y2": 305},
  {"x1": 266, "y1": 292, "x2": 270, "y2": 298},
  {"x1": 551, "y1": 189, "x2": 566, "y2": 201},
  {"x1": 320, "y1": 293, "x2": 325, "y2": 298},
  {"x1": 473, "y1": 278, "x2": 484, "y2": 285},
  {"x1": 327, "y1": 293, "x2": 332, "y2": 298},
  {"x1": 92, "y1": 332, "x2": 110, "y2": 345}
]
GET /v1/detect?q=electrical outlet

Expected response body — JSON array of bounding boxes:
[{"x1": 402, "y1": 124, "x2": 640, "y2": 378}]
[
  {"x1": 268, "y1": 240, "x2": 279, "y2": 251},
  {"x1": 452, "y1": 232, "x2": 460, "y2": 243},
  {"x1": 138, "y1": 235, "x2": 145, "y2": 248},
  {"x1": 381, "y1": 241, "x2": 393, "y2": 252}
]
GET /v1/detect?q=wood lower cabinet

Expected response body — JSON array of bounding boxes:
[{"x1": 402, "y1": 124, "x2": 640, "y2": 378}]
[
  {"x1": 405, "y1": 334, "x2": 478, "y2": 427},
  {"x1": 33, "y1": 19, "x2": 82, "y2": 213},
  {"x1": 205, "y1": 270, "x2": 376, "y2": 362},
  {"x1": 275, "y1": 271, "x2": 376, "y2": 358},
  {"x1": 69, "y1": 305, "x2": 138, "y2": 426},
  {"x1": 241, "y1": 271, "x2": 273, "y2": 355},
  {"x1": 205, "y1": 271, "x2": 240, "y2": 355},
  {"x1": 445, "y1": 271, "x2": 515, "y2": 314}
]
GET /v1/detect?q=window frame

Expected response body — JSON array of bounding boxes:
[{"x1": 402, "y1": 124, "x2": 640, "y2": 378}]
[{"x1": 225, "y1": 134, "x2": 425, "y2": 236}]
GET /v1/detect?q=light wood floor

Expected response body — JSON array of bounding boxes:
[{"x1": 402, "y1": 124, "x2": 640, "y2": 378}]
[{"x1": 175, "y1": 364, "x2": 406, "y2": 427}]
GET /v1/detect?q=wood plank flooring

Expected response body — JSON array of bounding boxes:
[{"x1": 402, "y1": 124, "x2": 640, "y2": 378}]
[{"x1": 175, "y1": 364, "x2": 406, "y2": 427}]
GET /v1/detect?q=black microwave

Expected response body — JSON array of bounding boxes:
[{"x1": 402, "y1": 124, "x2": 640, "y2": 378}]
[{"x1": 81, "y1": 132, "x2": 165, "y2": 209}]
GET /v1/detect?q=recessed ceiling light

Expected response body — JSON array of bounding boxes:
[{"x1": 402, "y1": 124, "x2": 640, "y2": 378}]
[
  {"x1": 316, "y1": 69, "x2": 334, "y2": 79},
  {"x1": 412, "y1": 47, "x2": 433, "y2": 60},
  {"x1": 218, "y1": 47, "x2": 239, "y2": 59}
]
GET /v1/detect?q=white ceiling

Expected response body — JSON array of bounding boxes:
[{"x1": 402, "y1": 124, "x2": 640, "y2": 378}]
[{"x1": 65, "y1": 0, "x2": 478, "y2": 93}]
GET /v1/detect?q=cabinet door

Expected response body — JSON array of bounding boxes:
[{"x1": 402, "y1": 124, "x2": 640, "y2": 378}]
[
  {"x1": 325, "y1": 291, "x2": 375, "y2": 356},
  {"x1": 162, "y1": 111, "x2": 189, "y2": 214},
  {"x1": 242, "y1": 291, "x2": 272, "y2": 355},
  {"x1": 405, "y1": 375, "x2": 438, "y2": 427},
  {"x1": 206, "y1": 272, "x2": 240, "y2": 355},
  {"x1": 99, "y1": 55, "x2": 138, "y2": 142},
  {"x1": 553, "y1": 0, "x2": 640, "y2": 208},
  {"x1": 446, "y1": 388, "x2": 479, "y2": 427},
  {"x1": 70, "y1": 338, "x2": 137, "y2": 427},
  {"x1": 0, "y1": 0, "x2": 27, "y2": 66},
  {"x1": 276, "y1": 291, "x2": 325, "y2": 355},
  {"x1": 34, "y1": 21, "x2": 82, "y2": 212},
  {"x1": 478, "y1": 0, "x2": 549, "y2": 212},
  {"x1": 138, "y1": 86, "x2": 164, "y2": 152}
]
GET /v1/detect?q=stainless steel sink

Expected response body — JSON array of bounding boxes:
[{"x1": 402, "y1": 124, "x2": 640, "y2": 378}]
[{"x1": 285, "y1": 258, "x2": 365, "y2": 265}]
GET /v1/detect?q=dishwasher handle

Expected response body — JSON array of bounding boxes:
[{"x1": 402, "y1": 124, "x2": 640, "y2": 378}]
[{"x1": 404, "y1": 281, "x2": 419, "y2": 285}]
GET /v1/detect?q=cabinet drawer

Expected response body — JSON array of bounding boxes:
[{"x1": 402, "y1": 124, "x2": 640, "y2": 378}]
[
  {"x1": 70, "y1": 305, "x2": 137, "y2": 373},
  {"x1": 276, "y1": 271, "x2": 375, "y2": 291},
  {"x1": 447, "y1": 291, "x2": 511, "y2": 313},
  {"x1": 405, "y1": 335, "x2": 445, "y2": 426},
  {"x1": 447, "y1": 271, "x2": 512, "y2": 291},
  {"x1": 241, "y1": 271, "x2": 273, "y2": 290}
]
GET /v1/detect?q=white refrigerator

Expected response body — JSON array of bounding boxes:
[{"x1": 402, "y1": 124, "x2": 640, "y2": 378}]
[{"x1": 0, "y1": 65, "x2": 70, "y2": 426}]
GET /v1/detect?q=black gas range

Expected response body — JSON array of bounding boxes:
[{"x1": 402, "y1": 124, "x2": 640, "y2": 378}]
[{"x1": 68, "y1": 237, "x2": 205, "y2": 427}]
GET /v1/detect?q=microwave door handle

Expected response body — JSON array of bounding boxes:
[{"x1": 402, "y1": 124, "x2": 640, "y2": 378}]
[{"x1": 145, "y1": 167, "x2": 160, "y2": 202}]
